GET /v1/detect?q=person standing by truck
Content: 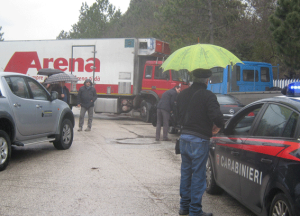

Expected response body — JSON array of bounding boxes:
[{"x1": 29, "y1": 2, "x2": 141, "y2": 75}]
[
  {"x1": 52, "y1": 81, "x2": 70, "y2": 107},
  {"x1": 77, "y1": 79, "x2": 97, "y2": 132},
  {"x1": 155, "y1": 86, "x2": 181, "y2": 141},
  {"x1": 176, "y1": 69, "x2": 224, "y2": 216}
]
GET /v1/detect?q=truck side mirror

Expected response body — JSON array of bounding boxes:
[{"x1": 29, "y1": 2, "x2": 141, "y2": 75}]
[{"x1": 51, "y1": 91, "x2": 58, "y2": 101}]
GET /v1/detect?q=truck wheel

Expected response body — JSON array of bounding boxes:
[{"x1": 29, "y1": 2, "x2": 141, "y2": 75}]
[
  {"x1": 140, "y1": 100, "x2": 152, "y2": 123},
  {"x1": 269, "y1": 193, "x2": 293, "y2": 216},
  {"x1": 53, "y1": 119, "x2": 73, "y2": 150},
  {"x1": 0, "y1": 130, "x2": 11, "y2": 171},
  {"x1": 206, "y1": 156, "x2": 223, "y2": 194}
]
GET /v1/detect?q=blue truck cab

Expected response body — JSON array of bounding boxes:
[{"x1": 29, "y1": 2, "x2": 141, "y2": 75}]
[{"x1": 207, "y1": 61, "x2": 274, "y2": 94}]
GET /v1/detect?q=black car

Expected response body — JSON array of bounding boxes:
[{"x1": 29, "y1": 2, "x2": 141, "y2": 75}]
[
  {"x1": 206, "y1": 93, "x2": 300, "y2": 216},
  {"x1": 216, "y1": 93, "x2": 244, "y2": 122}
]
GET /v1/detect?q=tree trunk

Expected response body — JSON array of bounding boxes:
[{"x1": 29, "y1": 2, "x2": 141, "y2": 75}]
[{"x1": 208, "y1": 0, "x2": 214, "y2": 44}]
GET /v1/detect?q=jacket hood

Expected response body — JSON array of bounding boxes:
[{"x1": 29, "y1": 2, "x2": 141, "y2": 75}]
[{"x1": 84, "y1": 79, "x2": 92, "y2": 86}]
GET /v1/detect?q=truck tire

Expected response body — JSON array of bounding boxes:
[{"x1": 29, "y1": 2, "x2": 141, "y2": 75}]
[
  {"x1": 0, "y1": 130, "x2": 11, "y2": 171},
  {"x1": 53, "y1": 119, "x2": 73, "y2": 150},
  {"x1": 206, "y1": 156, "x2": 223, "y2": 194},
  {"x1": 269, "y1": 193, "x2": 293, "y2": 216},
  {"x1": 140, "y1": 100, "x2": 152, "y2": 123}
]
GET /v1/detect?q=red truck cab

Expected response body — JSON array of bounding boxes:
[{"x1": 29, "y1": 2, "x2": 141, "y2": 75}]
[
  {"x1": 139, "y1": 60, "x2": 190, "y2": 122},
  {"x1": 142, "y1": 60, "x2": 190, "y2": 98}
]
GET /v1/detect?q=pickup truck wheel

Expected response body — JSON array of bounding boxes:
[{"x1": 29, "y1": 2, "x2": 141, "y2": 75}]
[
  {"x1": 0, "y1": 130, "x2": 11, "y2": 171},
  {"x1": 140, "y1": 100, "x2": 152, "y2": 123},
  {"x1": 269, "y1": 193, "x2": 293, "y2": 216},
  {"x1": 53, "y1": 119, "x2": 73, "y2": 150},
  {"x1": 206, "y1": 156, "x2": 223, "y2": 194}
]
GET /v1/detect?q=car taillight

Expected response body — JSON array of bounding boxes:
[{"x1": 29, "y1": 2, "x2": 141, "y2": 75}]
[{"x1": 247, "y1": 112, "x2": 255, "y2": 116}]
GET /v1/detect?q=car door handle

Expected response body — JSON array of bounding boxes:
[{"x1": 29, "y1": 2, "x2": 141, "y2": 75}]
[
  {"x1": 261, "y1": 158, "x2": 272, "y2": 164},
  {"x1": 36, "y1": 104, "x2": 43, "y2": 108},
  {"x1": 13, "y1": 103, "x2": 21, "y2": 107},
  {"x1": 231, "y1": 151, "x2": 239, "y2": 156}
]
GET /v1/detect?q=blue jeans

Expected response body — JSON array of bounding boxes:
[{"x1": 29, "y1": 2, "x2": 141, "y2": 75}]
[{"x1": 180, "y1": 134, "x2": 210, "y2": 216}]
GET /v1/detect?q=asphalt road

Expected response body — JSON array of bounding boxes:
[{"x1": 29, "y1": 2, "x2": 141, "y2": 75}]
[{"x1": 0, "y1": 108, "x2": 256, "y2": 216}]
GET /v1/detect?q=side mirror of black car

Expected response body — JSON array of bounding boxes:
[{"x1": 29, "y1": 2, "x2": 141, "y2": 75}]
[{"x1": 51, "y1": 91, "x2": 58, "y2": 101}]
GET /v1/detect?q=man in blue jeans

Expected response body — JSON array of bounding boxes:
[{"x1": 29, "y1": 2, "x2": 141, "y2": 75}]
[{"x1": 176, "y1": 69, "x2": 224, "y2": 216}]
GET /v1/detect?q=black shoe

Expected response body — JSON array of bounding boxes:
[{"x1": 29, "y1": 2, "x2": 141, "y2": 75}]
[
  {"x1": 179, "y1": 209, "x2": 189, "y2": 215},
  {"x1": 200, "y1": 212, "x2": 213, "y2": 216}
]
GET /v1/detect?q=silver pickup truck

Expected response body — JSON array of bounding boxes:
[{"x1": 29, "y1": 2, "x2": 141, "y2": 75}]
[{"x1": 0, "y1": 72, "x2": 74, "y2": 171}]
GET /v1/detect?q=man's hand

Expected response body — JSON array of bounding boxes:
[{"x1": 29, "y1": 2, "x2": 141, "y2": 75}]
[
  {"x1": 61, "y1": 94, "x2": 65, "y2": 98},
  {"x1": 212, "y1": 124, "x2": 221, "y2": 135}
]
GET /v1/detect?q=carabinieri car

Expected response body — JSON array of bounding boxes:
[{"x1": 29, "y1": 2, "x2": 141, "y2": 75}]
[{"x1": 206, "y1": 82, "x2": 300, "y2": 216}]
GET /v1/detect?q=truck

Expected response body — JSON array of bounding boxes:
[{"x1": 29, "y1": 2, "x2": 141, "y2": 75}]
[
  {"x1": 207, "y1": 61, "x2": 282, "y2": 105},
  {"x1": 0, "y1": 38, "x2": 190, "y2": 122}
]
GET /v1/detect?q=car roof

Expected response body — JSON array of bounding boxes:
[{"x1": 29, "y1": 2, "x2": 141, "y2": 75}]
[{"x1": 247, "y1": 96, "x2": 300, "y2": 112}]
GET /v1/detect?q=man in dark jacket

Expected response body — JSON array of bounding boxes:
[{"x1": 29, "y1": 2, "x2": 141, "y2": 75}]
[
  {"x1": 77, "y1": 79, "x2": 97, "y2": 132},
  {"x1": 156, "y1": 86, "x2": 181, "y2": 141},
  {"x1": 51, "y1": 81, "x2": 70, "y2": 107},
  {"x1": 177, "y1": 69, "x2": 224, "y2": 216}
]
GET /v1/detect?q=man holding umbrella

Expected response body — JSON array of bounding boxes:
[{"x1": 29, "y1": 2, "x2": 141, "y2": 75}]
[
  {"x1": 52, "y1": 81, "x2": 70, "y2": 107},
  {"x1": 77, "y1": 79, "x2": 97, "y2": 132},
  {"x1": 161, "y1": 43, "x2": 242, "y2": 216},
  {"x1": 177, "y1": 69, "x2": 224, "y2": 216}
]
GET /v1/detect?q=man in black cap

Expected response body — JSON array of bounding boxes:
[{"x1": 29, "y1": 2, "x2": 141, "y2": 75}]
[
  {"x1": 176, "y1": 69, "x2": 224, "y2": 216},
  {"x1": 77, "y1": 79, "x2": 97, "y2": 132}
]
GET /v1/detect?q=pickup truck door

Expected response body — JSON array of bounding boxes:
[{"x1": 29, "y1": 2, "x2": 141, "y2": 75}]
[
  {"x1": 26, "y1": 78, "x2": 58, "y2": 134},
  {"x1": 4, "y1": 76, "x2": 38, "y2": 136}
]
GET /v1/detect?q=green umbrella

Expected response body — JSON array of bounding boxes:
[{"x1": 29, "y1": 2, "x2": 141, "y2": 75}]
[{"x1": 161, "y1": 44, "x2": 243, "y2": 72}]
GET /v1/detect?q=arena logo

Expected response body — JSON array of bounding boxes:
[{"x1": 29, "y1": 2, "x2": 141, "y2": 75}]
[{"x1": 4, "y1": 52, "x2": 100, "y2": 74}]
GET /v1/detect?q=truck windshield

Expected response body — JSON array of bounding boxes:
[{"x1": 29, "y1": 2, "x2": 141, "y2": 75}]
[{"x1": 171, "y1": 69, "x2": 189, "y2": 82}]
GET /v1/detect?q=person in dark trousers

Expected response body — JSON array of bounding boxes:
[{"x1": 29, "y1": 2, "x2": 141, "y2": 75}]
[
  {"x1": 52, "y1": 81, "x2": 70, "y2": 107},
  {"x1": 176, "y1": 69, "x2": 224, "y2": 216},
  {"x1": 156, "y1": 85, "x2": 181, "y2": 141},
  {"x1": 77, "y1": 79, "x2": 97, "y2": 132}
]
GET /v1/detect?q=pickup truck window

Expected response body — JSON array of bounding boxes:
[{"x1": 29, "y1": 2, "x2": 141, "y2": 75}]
[
  {"x1": 235, "y1": 65, "x2": 241, "y2": 81},
  {"x1": 243, "y1": 70, "x2": 259, "y2": 82},
  {"x1": 27, "y1": 79, "x2": 48, "y2": 100},
  {"x1": 210, "y1": 67, "x2": 223, "y2": 84},
  {"x1": 261, "y1": 67, "x2": 270, "y2": 82},
  {"x1": 5, "y1": 77, "x2": 30, "y2": 99},
  {"x1": 171, "y1": 69, "x2": 189, "y2": 82},
  {"x1": 154, "y1": 66, "x2": 168, "y2": 80},
  {"x1": 145, "y1": 66, "x2": 152, "y2": 79}
]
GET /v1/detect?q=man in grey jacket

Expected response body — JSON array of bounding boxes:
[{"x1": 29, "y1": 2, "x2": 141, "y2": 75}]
[
  {"x1": 156, "y1": 85, "x2": 181, "y2": 141},
  {"x1": 77, "y1": 79, "x2": 97, "y2": 132}
]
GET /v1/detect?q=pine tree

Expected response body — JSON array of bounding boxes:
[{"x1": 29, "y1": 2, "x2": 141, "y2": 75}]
[{"x1": 269, "y1": 0, "x2": 300, "y2": 70}]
